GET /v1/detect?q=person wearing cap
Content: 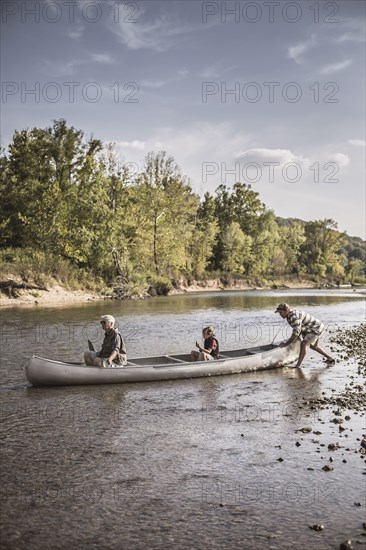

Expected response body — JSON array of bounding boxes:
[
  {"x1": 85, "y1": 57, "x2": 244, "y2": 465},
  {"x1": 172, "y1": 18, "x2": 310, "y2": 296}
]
[
  {"x1": 84, "y1": 315, "x2": 127, "y2": 367},
  {"x1": 275, "y1": 303, "x2": 335, "y2": 368}
]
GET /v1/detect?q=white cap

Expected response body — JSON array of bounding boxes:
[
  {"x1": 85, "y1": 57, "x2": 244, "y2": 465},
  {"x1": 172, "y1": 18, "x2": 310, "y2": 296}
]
[{"x1": 100, "y1": 315, "x2": 115, "y2": 325}]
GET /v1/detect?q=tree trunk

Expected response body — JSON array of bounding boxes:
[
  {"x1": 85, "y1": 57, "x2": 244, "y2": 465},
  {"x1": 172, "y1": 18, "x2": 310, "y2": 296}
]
[{"x1": 153, "y1": 213, "x2": 159, "y2": 274}]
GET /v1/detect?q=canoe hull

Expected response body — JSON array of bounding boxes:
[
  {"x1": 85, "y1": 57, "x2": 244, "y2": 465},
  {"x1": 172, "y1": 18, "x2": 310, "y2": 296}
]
[{"x1": 26, "y1": 342, "x2": 300, "y2": 387}]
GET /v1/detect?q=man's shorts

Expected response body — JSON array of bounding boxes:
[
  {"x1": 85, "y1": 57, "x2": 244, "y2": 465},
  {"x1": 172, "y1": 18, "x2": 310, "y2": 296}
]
[{"x1": 303, "y1": 333, "x2": 320, "y2": 345}]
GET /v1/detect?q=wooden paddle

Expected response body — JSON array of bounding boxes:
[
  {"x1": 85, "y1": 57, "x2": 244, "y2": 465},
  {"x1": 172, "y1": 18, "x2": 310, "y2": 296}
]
[{"x1": 88, "y1": 340, "x2": 96, "y2": 351}]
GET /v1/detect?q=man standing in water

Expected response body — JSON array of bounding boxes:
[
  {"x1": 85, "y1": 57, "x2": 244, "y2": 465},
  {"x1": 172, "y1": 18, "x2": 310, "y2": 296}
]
[
  {"x1": 84, "y1": 315, "x2": 127, "y2": 367},
  {"x1": 275, "y1": 303, "x2": 335, "y2": 368}
]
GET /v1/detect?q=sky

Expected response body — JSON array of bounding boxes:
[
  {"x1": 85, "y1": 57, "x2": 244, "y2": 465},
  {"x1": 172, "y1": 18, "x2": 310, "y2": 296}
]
[{"x1": 1, "y1": 0, "x2": 365, "y2": 237}]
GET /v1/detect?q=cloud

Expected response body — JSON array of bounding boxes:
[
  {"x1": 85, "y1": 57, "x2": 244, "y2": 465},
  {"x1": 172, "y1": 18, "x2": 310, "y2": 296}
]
[
  {"x1": 176, "y1": 68, "x2": 189, "y2": 79},
  {"x1": 329, "y1": 153, "x2": 350, "y2": 167},
  {"x1": 116, "y1": 140, "x2": 146, "y2": 150},
  {"x1": 91, "y1": 54, "x2": 114, "y2": 65},
  {"x1": 141, "y1": 79, "x2": 168, "y2": 89},
  {"x1": 108, "y1": 132, "x2": 353, "y2": 195},
  {"x1": 334, "y1": 18, "x2": 366, "y2": 43},
  {"x1": 43, "y1": 59, "x2": 81, "y2": 77},
  {"x1": 110, "y1": 123, "x2": 252, "y2": 189},
  {"x1": 235, "y1": 148, "x2": 310, "y2": 168},
  {"x1": 288, "y1": 34, "x2": 317, "y2": 64},
  {"x1": 150, "y1": 123, "x2": 252, "y2": 164},
  {"x1": 319, "y1": 59, "x2": 352, "y2": 75},
  {"x1": 348, "y1": 139, "x2": 366, "y2": 147},
  {"x1": 43, "y1": 53, "x2": 115, "y2": 76},
  {"x1": 141, "y1": 69, "x2": 189, "y2": 89},
  {"x1": 111, "y1": 7, "x2": 217, "y2": 52},
  {"x1": 67, "y1": 26, "x2": 84, "y2": 40},
  {"x1": 200, "y1": 66, "x2": 221, "y2": 79}
]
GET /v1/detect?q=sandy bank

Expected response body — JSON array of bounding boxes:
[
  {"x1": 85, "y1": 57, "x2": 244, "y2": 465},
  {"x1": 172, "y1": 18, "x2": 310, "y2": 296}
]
[
  {"x1": 0, "y1": 285, "x2": 101, "y2": 308},
  {"x1": 0, "y1": 278, "x2": 320, "y2": 308},
  {"x1": 172, "y1": 278, "x2": 317, "y2": 293}
]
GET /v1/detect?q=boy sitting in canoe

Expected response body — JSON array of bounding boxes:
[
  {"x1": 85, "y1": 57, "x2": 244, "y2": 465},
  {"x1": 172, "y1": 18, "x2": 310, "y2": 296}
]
[{"x1": 191, "y1": 326, "x2": 220, "y2": 361}]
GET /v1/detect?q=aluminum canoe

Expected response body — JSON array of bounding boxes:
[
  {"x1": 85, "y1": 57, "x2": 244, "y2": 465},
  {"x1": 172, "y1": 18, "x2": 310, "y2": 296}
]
[{"x1": 26, "y1": 342, "x2": 300, "y2": 387}]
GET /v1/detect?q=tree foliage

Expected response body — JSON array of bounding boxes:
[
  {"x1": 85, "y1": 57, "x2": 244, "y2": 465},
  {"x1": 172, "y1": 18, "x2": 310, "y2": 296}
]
[{"x1": 1, "y1": 120, "x2": 364, "y2": 287}]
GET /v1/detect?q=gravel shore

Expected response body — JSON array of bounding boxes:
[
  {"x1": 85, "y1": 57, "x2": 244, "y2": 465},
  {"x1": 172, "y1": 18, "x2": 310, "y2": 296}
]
[{"x1": 305, "y1": 323, "x2": 365, "y2": 424}]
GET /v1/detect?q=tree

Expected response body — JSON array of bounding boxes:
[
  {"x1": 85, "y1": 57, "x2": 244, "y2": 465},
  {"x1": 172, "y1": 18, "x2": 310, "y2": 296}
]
[
  {"x1": 188, "y1": 193, "x2": 219, "y2": 276},
  {"x1": 277, "y1": 222, "x2": 306, "y2": 275},
  {"x1": 301, "y1": 219, "x2": 345, "y2": 278},
  {"x1": 345, "y1": 259, "x2": 365, "y2": 282},
  {"x1": 133, "y1": 151, "x2": 199, "y2": 275},
  {"x1": 211, "y1": 183, "x2": 269, "y2": 272},
  {"x1": 1, "y1": 119, "x2": 102, "y2": 257},
  {"x1": 220, "y1": 222, "x2": 253, "y2": 273},
  {"x1": 249, "y1": 210, "x2": 279, "y2": 275}
]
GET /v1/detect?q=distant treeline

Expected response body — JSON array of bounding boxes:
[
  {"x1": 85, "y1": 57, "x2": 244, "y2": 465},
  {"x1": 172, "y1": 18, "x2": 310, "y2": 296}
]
[{"x1": 0, "y1": 119, "x2": 365, "y2": 291}]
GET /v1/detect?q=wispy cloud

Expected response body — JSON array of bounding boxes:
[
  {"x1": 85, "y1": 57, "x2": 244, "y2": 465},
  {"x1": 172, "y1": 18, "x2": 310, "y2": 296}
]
[
  {"x1": 111, "y1": 7, "x2": 217, "y2": 52},
  {"x1": 110, "y1": 122, "x2": 252, "y2": 187},
  {"x1": 288, "y1": 34, "x2": 317, "y2": 64},
  {"x1": 329, "y1": 153, "x2": 350, "y2": 167},
  {"x1": 116, "y1": 140, "x2": 146, "y2": 150},
  {"x1": 319, "y1": 59, "x2": 353, "y2": 75},
  {"x1": 200, "y1": 66, "x2": 221, "y2": 79},
  {"x1": 140, "y1": 79, "x2": 168, "y2": 89},
  {"x1": 43, "y1": 59, "x2": 81, "y2": 77},
  {"x1": 67, "y1": 25, "x2": 84, "y2": 41},
  {"x1": 43, "y1": 53, "x2": 115, "y2": 76},
  {"x1": 235, "y1": 148, "x2": 310, "y2": 169},
  {"x1": 141, "y1": 68, "x2": 189, "y2": 89},
  {"x1": 91, "y1": 54, "x2": 114, "y2": 65},
  {"x1": 235, "y1": 148, "x2": 351, "y2": 174},
  {"x1": 348, "y1": 139, "x2": 366, "y2": 147},
  {"x1": 334, "y1": 18, "x2": 366, "y2": 43}
]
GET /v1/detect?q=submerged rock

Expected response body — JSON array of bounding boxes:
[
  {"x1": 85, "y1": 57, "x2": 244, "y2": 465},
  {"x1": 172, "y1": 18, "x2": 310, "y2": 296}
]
[{"x1": 309, "y1": 524, "x2": 324, "y2": 531}]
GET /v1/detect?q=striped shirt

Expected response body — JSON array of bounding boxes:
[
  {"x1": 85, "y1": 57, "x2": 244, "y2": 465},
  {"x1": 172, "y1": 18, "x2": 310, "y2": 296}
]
[{"x1": 287, "y1": 310, "x2": 324, "y2": 337}]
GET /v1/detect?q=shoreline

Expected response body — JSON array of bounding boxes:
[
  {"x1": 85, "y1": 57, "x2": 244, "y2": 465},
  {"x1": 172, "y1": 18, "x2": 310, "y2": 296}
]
[{"x1": 0, "y1": 278, "x2": 354, "y2": 308}]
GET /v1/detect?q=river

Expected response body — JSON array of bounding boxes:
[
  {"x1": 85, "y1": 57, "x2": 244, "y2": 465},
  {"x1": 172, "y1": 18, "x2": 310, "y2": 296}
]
[{"x1": 1, "y1": 289, "x2": 365, "y2": 550}]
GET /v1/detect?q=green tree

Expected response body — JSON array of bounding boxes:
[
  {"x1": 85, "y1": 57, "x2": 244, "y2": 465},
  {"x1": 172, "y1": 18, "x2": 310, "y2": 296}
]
[
  {"x1": 189, "y1": 193, "x2": 219, "y2": 276},
  {"x1": 1, "y1": 119, "x2": 102, "y2": 257},
  {"x1": 301, "y1": 219, "x2": 345, "y2": 277},
  {"x1": 345, "y1": 259, "x2": 365, "y2": 282},
  {"x1": 220, "y1": 222, "x2": 253, "y2": 273},
  {"x1": 277, "y1": 222, "x2": 306, "y2": 275},
  {"x1": 133, "y1": 151, "x2": 199, "y2": 275},
  {"x1": 250, "y1": 210, "x2": 279, "y2": 275},
  {"x1": 212, "y1": 183, "x2": 268, "y2": 272}
]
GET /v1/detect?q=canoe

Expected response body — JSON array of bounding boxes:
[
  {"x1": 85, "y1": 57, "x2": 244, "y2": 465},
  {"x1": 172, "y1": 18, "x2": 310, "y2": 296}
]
[{"x1": 26, "y1": 341, "x2": 300, "y2": 387}]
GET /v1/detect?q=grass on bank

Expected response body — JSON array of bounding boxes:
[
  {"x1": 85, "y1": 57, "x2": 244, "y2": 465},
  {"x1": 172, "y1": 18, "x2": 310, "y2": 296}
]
[
  {"x1": 0, "y1": 248, "x2": 99, "y2": 291},
  {"x1": 0, "y1": 248, "x2": 365, "y2": 300}
]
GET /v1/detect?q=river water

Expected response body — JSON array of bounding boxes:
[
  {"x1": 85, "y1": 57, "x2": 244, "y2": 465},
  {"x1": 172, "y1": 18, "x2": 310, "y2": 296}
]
[{"x1": 1, "y1": 289, "x2": 365, "y2": 550}]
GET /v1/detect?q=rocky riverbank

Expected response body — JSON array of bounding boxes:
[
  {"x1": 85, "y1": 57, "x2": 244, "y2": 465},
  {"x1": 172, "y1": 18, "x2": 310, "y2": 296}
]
[
  {"x1": 304, "y1": 323, "x2": 365, "y2": 424},
  {"x1": 287, "y1": 324, "x2": 366, "y2": 549}
]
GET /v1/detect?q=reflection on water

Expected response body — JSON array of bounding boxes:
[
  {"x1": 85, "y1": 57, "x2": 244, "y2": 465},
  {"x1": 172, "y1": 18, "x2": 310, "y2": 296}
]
[{"x1": 0, "y1": 289, "x2": 365, "y2": 550}]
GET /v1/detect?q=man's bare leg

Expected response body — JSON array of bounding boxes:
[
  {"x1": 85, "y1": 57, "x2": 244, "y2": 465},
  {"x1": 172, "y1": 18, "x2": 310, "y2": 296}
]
[
  {"x1": 294, "y1": 340, "x2": 311, "y2": 368},
  {"x1": 310, "y1": 344, "x2": 335, "y2": 362}
]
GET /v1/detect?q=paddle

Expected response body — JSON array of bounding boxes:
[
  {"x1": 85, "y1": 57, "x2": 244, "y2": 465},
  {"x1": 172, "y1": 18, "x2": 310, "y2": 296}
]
[
  {"x1": 271, "y1": 326, "x2": 283, "y2": 346},
  {"x1": 88, "y1": 340, "x2": 96, "y2": 352}
]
